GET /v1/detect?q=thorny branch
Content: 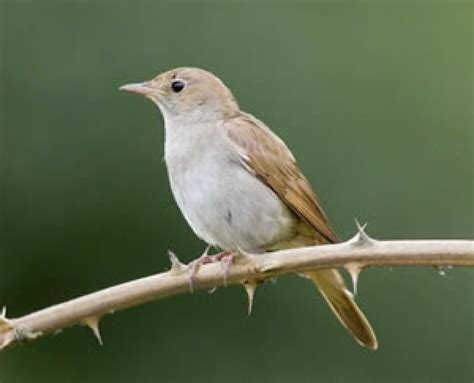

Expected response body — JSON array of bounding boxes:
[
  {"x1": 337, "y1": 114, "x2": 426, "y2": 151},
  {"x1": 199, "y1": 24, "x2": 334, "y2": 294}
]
[{"x1": 1, "y1": 225, "x2": 473, "y2": 351}]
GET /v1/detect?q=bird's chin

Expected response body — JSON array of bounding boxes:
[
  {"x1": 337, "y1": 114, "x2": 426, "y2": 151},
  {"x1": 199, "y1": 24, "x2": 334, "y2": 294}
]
[
  {"x1": 148, "y1": 97, "x2": 170, "y2": 119},
  {"x1": 147, "y1": 95, "x2": 163, "y2": 108}
]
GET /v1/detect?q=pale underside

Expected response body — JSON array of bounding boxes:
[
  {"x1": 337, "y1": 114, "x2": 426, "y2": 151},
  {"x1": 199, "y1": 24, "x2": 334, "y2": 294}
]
[{"x1": 164, "y1": 111, "x2": 337, "y2": 252}]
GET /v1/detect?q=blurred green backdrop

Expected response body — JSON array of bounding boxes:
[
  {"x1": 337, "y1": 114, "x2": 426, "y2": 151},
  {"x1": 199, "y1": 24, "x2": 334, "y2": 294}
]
[{"x1": 1, "y1": 1, "x2": 473, "y2": 382}]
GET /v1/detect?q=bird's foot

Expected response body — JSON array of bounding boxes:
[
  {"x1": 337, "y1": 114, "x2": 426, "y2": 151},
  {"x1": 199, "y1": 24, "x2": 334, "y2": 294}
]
[
  {"x1": 187, "y1": 248, "x2": 236, "y2": 292},
  {"x1": 188, "y1": 246, "x2": 212, "y2": 292},
  {"x1": 219, "y1": 252, "x2": 237, "y2": 287}
]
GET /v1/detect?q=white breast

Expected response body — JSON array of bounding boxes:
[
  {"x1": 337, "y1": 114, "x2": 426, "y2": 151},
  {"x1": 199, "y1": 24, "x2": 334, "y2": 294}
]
[{"x1": 163, "y1": 118, "x2": 295, "y2": 251}]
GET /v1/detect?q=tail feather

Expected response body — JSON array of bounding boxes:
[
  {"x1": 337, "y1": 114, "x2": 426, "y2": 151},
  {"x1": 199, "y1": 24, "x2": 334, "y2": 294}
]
[{"x1": 307, "y1": 269, "x2": 378, "y2": 350}]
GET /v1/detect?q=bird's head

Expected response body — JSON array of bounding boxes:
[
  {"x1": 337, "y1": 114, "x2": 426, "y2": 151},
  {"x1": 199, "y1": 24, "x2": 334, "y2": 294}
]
[{"x1": 120, "y1": 67, "x2": 239, "y2": 122}]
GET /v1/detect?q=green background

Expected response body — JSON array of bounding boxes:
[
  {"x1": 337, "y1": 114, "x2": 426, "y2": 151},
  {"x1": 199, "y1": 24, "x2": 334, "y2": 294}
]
[{"x1": 1, "y1": 1, "x2": 472, "y2": 382}]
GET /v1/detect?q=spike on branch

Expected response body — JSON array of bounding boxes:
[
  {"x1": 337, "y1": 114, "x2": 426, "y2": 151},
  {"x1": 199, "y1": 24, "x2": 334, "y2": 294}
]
[
  {"x1": 0, "y1": 307, "x2": 14, "y2": 350},
  {"x1": 345, "y1": 263, "x2": 363, "y2": 295},
  {"x1": 83, "y1": 316, "x2": 103, "y2": 346},
  {"x1": 0, "y1": 307, "x2": 41, "y2": 349},
  {"x1": 352, "y1": 219, "x2": 374, "y2": 246},
  {"x1": 242, "y1": 281, "x2": 258, "y2": 315},
  {"x1": 168, "y1": 250, "x2": 186, "y2": 275}
]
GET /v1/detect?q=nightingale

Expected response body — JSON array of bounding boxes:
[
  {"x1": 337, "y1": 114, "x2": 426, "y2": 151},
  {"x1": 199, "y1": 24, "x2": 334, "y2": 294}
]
[{"x1": 120, "y1": 67, "x2": 377, "y2": 350}]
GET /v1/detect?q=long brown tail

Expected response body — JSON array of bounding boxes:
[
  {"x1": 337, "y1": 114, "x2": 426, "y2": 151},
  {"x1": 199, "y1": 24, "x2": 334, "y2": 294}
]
[{"x1": 306, "y1": 269, "x2": 378, "y2": 350}]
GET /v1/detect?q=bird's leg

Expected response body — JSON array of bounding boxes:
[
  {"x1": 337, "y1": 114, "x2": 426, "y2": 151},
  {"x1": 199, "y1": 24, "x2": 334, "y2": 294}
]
[
  {"x1": 219, "y1": 252, "x2": 237, "y2": 287},
  {"x1": 187, "y1": 245, "x2": 213, "y2": 292}
]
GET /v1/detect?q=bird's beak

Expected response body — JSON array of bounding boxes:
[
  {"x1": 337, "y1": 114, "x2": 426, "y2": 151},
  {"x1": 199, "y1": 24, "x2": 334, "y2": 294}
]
[{"x1": 119, "y1": 82, "x2": 156, "y2": 96}]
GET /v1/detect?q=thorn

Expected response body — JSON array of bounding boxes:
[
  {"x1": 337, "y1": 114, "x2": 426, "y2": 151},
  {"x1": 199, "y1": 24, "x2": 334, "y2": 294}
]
[
  {"x1": 207, "y1": 287, "x2": 217, "y2": 294},
  {"x1": 345, "y1": 263, "x2": 363, "y2": 295},
  {"x1": 83, "y1": 316, "x2": 103, "y2": 346},
  {"x1": 354, "y1": 218, "x2": 367, "y2": 233},
  {"x1": 435, "y1": 265, "x2": 449, "y2": 277},
  {"x1": 0, "y1": 308, "x2": 13, "y2": 337},
  {"x1": 0, "y1": 307, "x2": 12, "y2": 330},
  {"x1": 0, "y1": 307, "x2": 14, "y2": 350},
  {"x1": 352, "y1": 218, "x2": 374, "y2": 246},
  {"x1": 168, "y1": 250, "x2": 186, "y2": 275},
  {"x1": 0, "y1": 308, "x2": 41, "y2": 348},
  {"x1": 243, "y1": 281, "x2": 258, "y2": 315}
]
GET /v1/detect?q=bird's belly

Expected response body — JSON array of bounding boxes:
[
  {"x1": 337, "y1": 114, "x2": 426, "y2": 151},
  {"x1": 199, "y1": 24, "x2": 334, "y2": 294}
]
[{"x1": 167, "y1": 156, "x2": 296, "y2": 251}]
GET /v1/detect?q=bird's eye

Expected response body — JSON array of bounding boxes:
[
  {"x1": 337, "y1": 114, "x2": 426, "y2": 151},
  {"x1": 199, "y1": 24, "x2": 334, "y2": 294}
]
[{"x1": 171, "y1": 80, "x2": 185, "y2": 93}]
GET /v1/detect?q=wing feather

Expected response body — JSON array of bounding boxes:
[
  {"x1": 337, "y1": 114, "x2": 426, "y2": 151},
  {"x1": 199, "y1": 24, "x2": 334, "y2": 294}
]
[{"x1": 225, "y1": 113, "x2": 337, "y2": 243}]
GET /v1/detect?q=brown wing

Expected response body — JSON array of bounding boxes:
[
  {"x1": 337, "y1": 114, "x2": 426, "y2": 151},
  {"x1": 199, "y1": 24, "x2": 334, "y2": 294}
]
[{"x1": 225, "y1": 112, "x2": 338, "y2": 243}]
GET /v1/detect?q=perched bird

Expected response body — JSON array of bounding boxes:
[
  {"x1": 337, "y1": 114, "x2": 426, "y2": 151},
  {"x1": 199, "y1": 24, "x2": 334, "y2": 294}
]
[{"x1": 120, "y1": 67, "x2": 377, "y2": 350}]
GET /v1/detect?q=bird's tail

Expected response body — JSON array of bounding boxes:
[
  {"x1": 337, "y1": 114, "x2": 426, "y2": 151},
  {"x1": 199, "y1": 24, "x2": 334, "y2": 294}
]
[{"x1": 306, "y1": 268, "x2": 378, "y2": 350}]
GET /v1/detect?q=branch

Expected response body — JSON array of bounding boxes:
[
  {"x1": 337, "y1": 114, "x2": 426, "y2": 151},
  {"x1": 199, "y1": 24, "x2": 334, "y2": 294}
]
[{"x1": 1, "y1": 226, "x2": 473, "y2": 351}]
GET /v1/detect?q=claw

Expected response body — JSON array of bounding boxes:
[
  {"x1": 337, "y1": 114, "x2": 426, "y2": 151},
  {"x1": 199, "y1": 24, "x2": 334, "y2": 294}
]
[
  {"x1": 220, "y1": 252, "x2": 237, "y2": 287},
  {"x1": 201, "y1": 245, "x2": 211, "y2": 258},
  {"x1": 187, "y1": 248, "x2": 238, "y2": 291},
  {"x1": 187, "y1": 245, "x2": 212, "y2": 293}
]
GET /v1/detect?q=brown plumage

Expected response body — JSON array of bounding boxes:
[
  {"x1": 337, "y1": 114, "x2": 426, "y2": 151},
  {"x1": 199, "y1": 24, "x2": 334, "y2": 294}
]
[{"x1": 226, "y1": 112, "x2": 337, "y2": 244}]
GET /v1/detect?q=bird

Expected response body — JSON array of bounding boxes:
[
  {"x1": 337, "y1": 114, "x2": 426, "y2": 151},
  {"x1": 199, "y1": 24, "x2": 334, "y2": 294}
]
[{"x1": 120, "y1": 67, "x2": 377, "y2": 350}]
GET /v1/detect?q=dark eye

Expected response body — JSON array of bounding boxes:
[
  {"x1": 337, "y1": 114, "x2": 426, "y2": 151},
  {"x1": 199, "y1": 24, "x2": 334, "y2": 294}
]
[{"x1": 171, "y1": 80, "x2": 185, "y2": 93}]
